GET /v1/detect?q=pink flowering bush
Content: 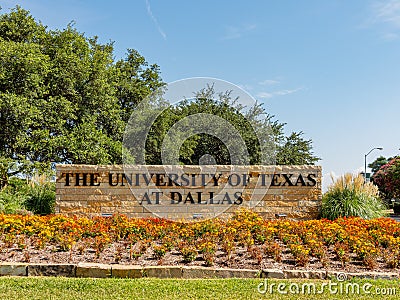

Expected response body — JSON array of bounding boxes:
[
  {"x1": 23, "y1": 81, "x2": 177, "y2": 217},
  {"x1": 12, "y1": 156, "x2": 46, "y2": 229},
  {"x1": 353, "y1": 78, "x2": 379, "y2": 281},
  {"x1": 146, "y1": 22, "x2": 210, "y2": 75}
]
[{"x1": 372, "y1": 157, "x2": 400, "y2": 199}]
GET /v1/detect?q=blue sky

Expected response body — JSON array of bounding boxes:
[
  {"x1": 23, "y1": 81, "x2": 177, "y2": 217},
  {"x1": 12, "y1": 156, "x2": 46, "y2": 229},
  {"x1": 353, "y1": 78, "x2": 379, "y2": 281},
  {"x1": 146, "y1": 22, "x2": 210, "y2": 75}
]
[{"x1": 2, "y1": 0, "x2": 400, "y2": 190}]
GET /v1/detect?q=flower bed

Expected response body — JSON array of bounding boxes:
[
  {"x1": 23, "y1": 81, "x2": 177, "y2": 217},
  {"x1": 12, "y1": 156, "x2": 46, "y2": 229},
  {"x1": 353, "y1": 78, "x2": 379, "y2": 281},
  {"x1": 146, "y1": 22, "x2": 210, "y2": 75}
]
[{"x1": 0, "y1": 209, "x2": 399, "y2": 272}]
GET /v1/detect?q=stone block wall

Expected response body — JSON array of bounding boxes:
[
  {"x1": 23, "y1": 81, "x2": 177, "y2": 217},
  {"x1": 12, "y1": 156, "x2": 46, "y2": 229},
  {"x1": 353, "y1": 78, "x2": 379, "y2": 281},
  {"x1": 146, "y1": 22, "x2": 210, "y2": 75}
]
[{"x1": 56, "y1": 165, "x2": 322, "y2": 220}]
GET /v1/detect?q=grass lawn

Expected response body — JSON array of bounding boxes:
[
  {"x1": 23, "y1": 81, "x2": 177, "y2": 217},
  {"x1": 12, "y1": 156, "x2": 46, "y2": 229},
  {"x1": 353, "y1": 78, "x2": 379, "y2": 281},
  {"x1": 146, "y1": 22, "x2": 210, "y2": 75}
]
[{"x1": 0, "y1": 277, "x2": 398, "y2": 299}]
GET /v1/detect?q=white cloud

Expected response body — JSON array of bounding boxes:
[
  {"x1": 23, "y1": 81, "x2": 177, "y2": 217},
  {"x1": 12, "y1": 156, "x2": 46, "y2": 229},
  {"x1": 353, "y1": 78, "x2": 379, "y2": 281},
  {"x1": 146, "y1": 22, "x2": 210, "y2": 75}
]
[
  {"x1": 259, "y1": 79, "x2": 280, "y2": 86},
  {"x1": 222, "y1": 24, "x2": 256, "y2": 40},
  {"x1": 373, "y1": 0, "x2": 400, "y2": 27},
  {"x1": 145, "y1": 0, "x2": 167, "y2": 40},
  {"x1": 256, "y1": 92, "x2": 274, "y2": 99},
  {"x1": 367, "y1": 0, "x2": 400, "y2": 40},
  {"x1": 382, "y1": 32, "x2": 399, "y2": 40},
  {"x1": 274, "y1": 88, "x2": 302, "y2": 96},
  {"x1": 257, "y1": 87, "x2": 303, "y2": 99}
]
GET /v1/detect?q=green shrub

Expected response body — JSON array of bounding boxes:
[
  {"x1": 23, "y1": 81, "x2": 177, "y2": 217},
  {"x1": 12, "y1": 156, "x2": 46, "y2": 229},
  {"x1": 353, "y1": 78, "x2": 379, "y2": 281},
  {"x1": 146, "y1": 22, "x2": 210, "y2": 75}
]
[
  {"x1": 321, "y1": 173, "x2": 386, "y2": 220},
  {"x1": 0, "y1": 174, "x2": 55, "y2": 215},
  {"x1": 25, "y1": 174, "x2": 55, "y2": 215},
  {"x1": 0, "y1": 189, "x2": 27, "y2": 213},
  {"x1": 0, "y1": 177, "x2": 29, "y2": 214}
]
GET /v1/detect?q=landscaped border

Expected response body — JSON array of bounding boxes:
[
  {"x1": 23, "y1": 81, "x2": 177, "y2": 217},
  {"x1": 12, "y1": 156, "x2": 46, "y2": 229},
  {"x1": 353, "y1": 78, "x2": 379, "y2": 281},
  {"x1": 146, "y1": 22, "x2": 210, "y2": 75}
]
[
  {"x1": 2, "y1": 211, "x2": 400, "y2": 272},
  {"x1": 0, "y1": 263, "x2": 398, "y2": 280}
]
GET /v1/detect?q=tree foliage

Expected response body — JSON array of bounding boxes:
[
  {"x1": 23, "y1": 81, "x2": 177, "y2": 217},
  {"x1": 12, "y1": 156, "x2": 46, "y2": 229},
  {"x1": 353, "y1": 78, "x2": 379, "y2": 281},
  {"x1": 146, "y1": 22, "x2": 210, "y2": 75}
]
[
  {"x1": 140, "y1": 85, "x2": 319, "y2": 165},
  {"x1": 372, "y1": 157, "x2": 400, "y2": 199},
  {"x1": 0, "y1": 6, "x2": 163, "y2": 187},
  {"x1": 1, "y1": 6, "x2": 319, "y2": 190},
  {"x1": 368, "y1": 156, "x2": 389, "y2": 175}
]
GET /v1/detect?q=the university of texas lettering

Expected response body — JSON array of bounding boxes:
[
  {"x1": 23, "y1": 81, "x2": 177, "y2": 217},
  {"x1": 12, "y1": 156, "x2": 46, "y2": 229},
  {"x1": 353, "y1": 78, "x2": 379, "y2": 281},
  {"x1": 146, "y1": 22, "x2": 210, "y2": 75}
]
[
  {"x1": 55, "y1": 165, "x2": 322, "y2": 219},
  {"x1": 60, "y1": 170, "x2": 317, "y2": 205}
]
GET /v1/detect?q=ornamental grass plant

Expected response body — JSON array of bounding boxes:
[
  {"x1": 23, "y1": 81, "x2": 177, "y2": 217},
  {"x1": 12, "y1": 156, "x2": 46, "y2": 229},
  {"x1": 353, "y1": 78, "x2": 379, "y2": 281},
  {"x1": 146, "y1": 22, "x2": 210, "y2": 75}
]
[
  {"x1": 321, "y1": 173, "x2": 386, "y2": 220},
  {"x1": 25, "y1": 173, "x2": 55, "y2": 215}
]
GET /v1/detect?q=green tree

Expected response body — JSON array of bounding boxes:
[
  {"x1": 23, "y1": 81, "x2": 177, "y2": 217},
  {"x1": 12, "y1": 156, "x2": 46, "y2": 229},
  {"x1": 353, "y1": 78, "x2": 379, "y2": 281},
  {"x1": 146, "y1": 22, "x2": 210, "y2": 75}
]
[
  {"x1": 138, "y1": 85, "x2": 319, "y2": 165},
  {"x1": 0, "y1": 6, "x2": 163, "y2": 187},
  {"x1": 1, "y1": 6, "x2": 319, "y2": 190},
  {"x1": 275, "y1": 132, "x2": 319, "y2": 165},
  {"x1": 368, "y1": 156, "x2": 389, "y2": 175}
]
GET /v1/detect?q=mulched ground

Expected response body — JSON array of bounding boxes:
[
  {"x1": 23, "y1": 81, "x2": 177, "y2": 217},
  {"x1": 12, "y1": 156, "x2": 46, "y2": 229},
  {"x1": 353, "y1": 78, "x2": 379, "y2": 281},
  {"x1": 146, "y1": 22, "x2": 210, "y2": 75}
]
[{"x1": 1, "y1": 240, "x2": 399, "y2": 274}]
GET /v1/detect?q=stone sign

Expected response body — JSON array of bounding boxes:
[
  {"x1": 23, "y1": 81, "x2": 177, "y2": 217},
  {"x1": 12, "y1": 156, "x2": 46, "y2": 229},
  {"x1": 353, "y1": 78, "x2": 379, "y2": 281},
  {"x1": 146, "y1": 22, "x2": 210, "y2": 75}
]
[{"x1": 56, "y1": 164, "x2": 322, "y2": 220}]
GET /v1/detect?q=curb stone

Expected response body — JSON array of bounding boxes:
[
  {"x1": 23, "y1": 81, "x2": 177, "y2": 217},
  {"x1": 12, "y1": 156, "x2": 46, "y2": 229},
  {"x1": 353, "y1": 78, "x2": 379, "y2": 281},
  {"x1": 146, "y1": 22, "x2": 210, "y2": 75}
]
[
  {"x1": 284, "y1": 270, "x2": 327, "y2": 280},
  {"x1": 28, "y1": 264, "x2": 76, "y2": 277},
  {"x1": 0, "y1": 263, "x2": 27, "y2": 276},
  {"x1": 367, "y1": 272, "x2": 399, "y2": 280},
  {"x1": 182, "y1": 266, "x2": 217, "y2": 279},
  {"x1": 0, "y1": 263, "x2": 398, "y2": 280},
  {"x1": 327, "y1": 271, "x2": 399, "y2": 280},
  {"x1": 112, "y1": 265, "x2": 143, "y2": 278},
  {"x1": 261, "y1": 269, "x2": 285, "y2": 279},
  {"x1": 143, "y1": 266, "x2": 183, "y2": 278},
  {"x1": 76, "y1": 263, "x2": 111, "y2": 278},
  {"x1": 214, "y1": 268, "x2": 259, "y2": 278}
]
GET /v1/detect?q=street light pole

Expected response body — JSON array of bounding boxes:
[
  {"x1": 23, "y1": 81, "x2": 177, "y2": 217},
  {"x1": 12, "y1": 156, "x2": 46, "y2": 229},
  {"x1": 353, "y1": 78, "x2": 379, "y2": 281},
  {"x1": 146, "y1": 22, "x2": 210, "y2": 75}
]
[{"x1": 364, "y1": 147, "x2": 383, "y2": 182}]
